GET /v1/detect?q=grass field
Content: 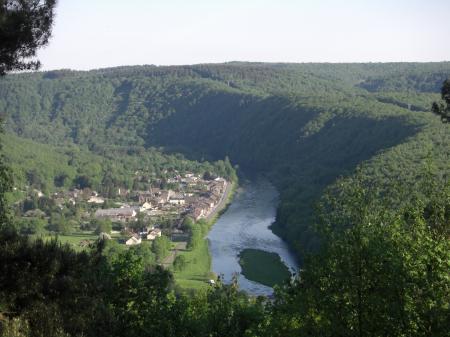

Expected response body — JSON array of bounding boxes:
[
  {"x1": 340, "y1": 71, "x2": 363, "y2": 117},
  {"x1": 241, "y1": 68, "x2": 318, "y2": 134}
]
[
  {"x1": 46, "y1": 232, "x2": 99, "y2": 251},
  {"x1": 172, "y1": 238, "x2": 212, "y2": 291},
  {"x1": 238, "y1": 249, "x2": 291, "y2": 287},
  {"x1": 172, "y1": 181, "x2": 237, "y2": 291}
]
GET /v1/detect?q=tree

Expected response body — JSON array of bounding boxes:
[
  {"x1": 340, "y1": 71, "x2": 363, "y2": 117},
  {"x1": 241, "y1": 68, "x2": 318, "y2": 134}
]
[
  {"x1": 130, "y1": 241, "x2": 156, "y2": 267},
  {"x1": 49, "y1": 212, "x2": 71, "y2": 234},
  {"x1": 151, "y1": 235, "x2": 171, "y2": 261},
  {"x1": 93, "y1": 218, "x2": 112, "y2": 234},
  {"x1": 265, "y1": 176, "x2": 450, "y2": 337},
  {"x1": 431, "y1": 79, "x2": 450, "y2": 123},
  {"x1": 173, "y1": 255, "x2": 186, "y2": 271},
  {"x1": 0, "y1": 0, "x2": 57, "y2": 75},
  {"x1": 187, "y1": 223, "x2": 202, "y2": 250},
  {"x1": 0, "y1": 128, "x2": 12, "y2": 227},
  {"x1": 19, "y1": 217, "x2": 46, "y2": 235}
]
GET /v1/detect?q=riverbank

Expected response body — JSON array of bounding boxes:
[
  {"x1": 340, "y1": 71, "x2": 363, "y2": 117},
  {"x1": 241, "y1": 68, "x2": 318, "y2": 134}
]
[
  {"x1": 208, "y1": 179, "x2": 298, "y2": 295},
  {"x1": 172, "y1": 180, "x2": 238, "y2": 291}
]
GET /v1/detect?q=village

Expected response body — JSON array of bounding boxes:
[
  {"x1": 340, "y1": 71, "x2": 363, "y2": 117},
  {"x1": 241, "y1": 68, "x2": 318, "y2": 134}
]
[{"x1": 43, "y1": 172, "x2": 229, "y2": 247}]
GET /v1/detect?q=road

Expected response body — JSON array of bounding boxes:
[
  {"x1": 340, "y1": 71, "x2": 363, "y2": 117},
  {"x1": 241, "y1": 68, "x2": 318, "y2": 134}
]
[{"x1": 206, "y1": 181, "x2": 234, "y2": 222}]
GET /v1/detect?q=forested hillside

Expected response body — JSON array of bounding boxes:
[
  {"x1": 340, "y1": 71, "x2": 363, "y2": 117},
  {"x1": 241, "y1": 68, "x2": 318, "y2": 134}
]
[{"x1": 1, "y1": 62, "x2": 449, "y2": 255}]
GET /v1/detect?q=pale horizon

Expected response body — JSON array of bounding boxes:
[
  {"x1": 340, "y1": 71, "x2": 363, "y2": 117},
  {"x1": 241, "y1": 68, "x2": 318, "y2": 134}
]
[{"x1": 37, "y1": 0, "x2": 450, "y2": 71}]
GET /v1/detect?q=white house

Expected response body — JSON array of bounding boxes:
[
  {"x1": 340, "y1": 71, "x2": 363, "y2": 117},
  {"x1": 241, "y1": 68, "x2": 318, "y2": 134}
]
[
  {"x1": 169, "y1": 197, "x2": 185, "y2": 205},
  {"x1": 88, "y1": 196, "x2": 105, "y2": 204},
  {"x1": 126, "y1": 236, "x2": 142, "y2": 246},
  {"x1": 140, "y1": 202, "x2": 153, "y2": 212},
  {"x1": 147, "y1": 228, "x2": 162, "y2": 240}
]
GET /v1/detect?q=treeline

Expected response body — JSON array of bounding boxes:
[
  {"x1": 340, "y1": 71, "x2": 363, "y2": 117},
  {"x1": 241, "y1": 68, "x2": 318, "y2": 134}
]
[
  {"x1": 2, "y1": 133, "x2": 236, "y2": 197},
  {"x1": 1, "y1": 171, "x2": 448, "y2": 337},
  {"x1": 0, "y1": 62, "x2": 449, "y2": 258}
]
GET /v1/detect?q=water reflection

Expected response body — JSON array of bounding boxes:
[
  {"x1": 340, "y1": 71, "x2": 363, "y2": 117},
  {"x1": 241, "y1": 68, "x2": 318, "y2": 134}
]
[{"x1": 208, "y1": 178, "x2": 298, "y2": 295}]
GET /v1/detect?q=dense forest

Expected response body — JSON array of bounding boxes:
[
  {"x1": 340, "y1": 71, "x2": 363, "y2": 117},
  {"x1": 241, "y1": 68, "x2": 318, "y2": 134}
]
[
  {"x1": 1, "y1": 62, "x2": 449, "y2": 254},
  {"x1": 0, "y1": 62, "x2": 449, "y2": 336}
]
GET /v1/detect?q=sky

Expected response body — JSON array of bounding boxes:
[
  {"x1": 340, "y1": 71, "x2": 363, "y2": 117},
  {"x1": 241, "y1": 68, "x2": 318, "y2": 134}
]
[{"x1": 37, "y1": 0, "x2": 450, "y2": 71}]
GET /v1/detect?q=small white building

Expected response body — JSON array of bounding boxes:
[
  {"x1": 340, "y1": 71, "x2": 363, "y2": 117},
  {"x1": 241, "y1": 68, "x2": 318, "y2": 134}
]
[
  {"x1": 88, "y1": 196, "x2": 105, "y2": 204},
  {"x1": 95, "y1": 207, "x2": 136, "y2": 222},
  {"x1": 147, "y1": 228, "x2": 162, "y2": 240},
  {"x1": 126, "y1": 236, "x2": 142, "y2": 246},
  {"x1": 169, "y1": 197, "x2": 185, "y2": 205},
  {"x1": 140, "y1": 202, "x2": 153, "y2": 212}
]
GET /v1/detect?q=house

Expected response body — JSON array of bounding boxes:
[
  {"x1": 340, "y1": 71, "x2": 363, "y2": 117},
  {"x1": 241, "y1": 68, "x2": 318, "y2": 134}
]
[
  {"x1": 94, "y1": 207, "x2": 136, "y2": 222},
  {"x1": 203, "y1": 198, "x2": 215, "y2": 209},
  {"x1": 138, "y1": 192, "x2": 154, "y2": 204},
  {"x1": 88, "y1": 196, "x2": 105, "y2": 204},
  {"x1": 159, "y1": 190, "x2": 174, "y2": 203},
  {"x1": 208, "y1": 179, "x2": 227, "y2": 195},
  {"x1": 169, "y1": 195, "x2": 185, "y2": 205},
  {"x1": 139, "y1": 202, "x2": 153, "y2": 212},
  {"x1": 139, "y1": 225, "x2": 154, "y2": 237},
  {"x1": 189, "y1": 205, "x2": 208, "y2": 221},
  {"x1": 126, "y1": 235, "x2": 142, "y2": 246},
  {"x1": 147, "y1": 228, "x2": 162, "y2": 240}
]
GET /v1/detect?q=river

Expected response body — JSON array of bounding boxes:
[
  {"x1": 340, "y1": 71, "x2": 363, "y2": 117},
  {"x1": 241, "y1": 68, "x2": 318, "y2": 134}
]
[{"x1": 207, "y1": 178, "x2": 298, "y2": 295}]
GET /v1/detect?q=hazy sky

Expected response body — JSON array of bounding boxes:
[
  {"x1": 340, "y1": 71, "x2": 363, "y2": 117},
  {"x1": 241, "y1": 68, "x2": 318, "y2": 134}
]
[{"x1": 37, "y1": 0, "x2": 450, "y2": 70}]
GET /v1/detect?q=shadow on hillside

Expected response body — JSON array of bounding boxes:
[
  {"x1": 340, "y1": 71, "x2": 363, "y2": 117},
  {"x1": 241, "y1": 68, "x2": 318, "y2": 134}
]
[
  {"x1": 106, "y1": 81, "x2": 133, "y2": 128},
  {"x1": 148, "y1": 93, "x2": 421, "y2": 182},
  {"x1": 146, "y1": 93, "x2": 424, "y2": 258}
]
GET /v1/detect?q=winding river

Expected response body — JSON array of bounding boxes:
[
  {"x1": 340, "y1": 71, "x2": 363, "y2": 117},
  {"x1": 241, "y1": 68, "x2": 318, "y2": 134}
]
[{"x1": 208, "y1": 178, "x2": 298, "y2": 295}]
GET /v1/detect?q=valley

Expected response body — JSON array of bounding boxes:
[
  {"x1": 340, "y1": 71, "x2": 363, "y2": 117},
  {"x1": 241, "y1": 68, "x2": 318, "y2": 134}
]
[{"x1": 1, "y1": 62, "x2": 449, "y2": 292}]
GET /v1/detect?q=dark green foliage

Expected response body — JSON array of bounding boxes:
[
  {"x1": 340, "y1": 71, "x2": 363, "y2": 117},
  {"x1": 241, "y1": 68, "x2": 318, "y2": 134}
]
[
  {"x1": 0, "y1": 231, "x2": 104, "y2": 337},
  {"x1": 0, "y1": 0, "x2": 56, "y2": 75},
  {"x1": 0, "y1": 230, "x2": 265, "y2": 337},
  {"x1": 152, "y1": 235, "x2": 171, "y2": 261},
  {"x1": 0, "y1": 62, "x2": 449, "y2": 257},
  {"x1": 0, "y1": 132, "x2": 234, "y2": 196},
  {"x1": 0, "y1": 62, "x2": 449, "y2": 337},
  {"x1": 17, "y1": 217, "x2": 46, "y2": 235},
  {"x1": 238, "y1": 249, "x2": 291, "y2": 287},
  {"x1": 93, "y1": 218, "x2": 112, "y2": 234},
  {"x1": 0, "y1": 136, "x2": 11, "y2": 226},
  {"x1": 431, "y1": 79, "x2": 450, "y2": 122},
  {"x1": 187, "y1": 223, "x2": 202, "y2": 250},
  {"x1": 264, "y1": 175, "x2": 450, "y2": 337},
  {"x1": 173, "y1": 255, "x2": 187, "y2": 271}
]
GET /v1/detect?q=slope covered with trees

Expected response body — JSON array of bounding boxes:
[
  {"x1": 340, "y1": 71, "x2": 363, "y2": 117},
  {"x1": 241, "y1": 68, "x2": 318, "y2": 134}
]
[
  {"x1": 0, "y1": 62, "x2": 449, "y2": 336},
  {"x1": 1, "y1": 62, "x2": 448, "y2": 256}
]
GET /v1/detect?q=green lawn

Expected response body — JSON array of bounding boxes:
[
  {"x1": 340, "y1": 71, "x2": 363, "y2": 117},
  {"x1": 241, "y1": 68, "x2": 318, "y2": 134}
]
[
  {"x1": 173, "y1": 181, "x2": 237, "y2": 291},
  {"x1": 172, "y1": 239, "x2": 213, "y2": 291},
  {"x1": 53, "y1": 232, "x2": 98, "y2": 250},
  {"x1": 238, "y1": 249, "x2": 291, "y2": 288}
]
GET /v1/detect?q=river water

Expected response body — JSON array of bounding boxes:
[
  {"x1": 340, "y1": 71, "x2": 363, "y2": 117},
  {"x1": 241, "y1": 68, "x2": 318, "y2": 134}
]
[{"x1": 207, "y1": 178, "x2": 298, "y2": 295}]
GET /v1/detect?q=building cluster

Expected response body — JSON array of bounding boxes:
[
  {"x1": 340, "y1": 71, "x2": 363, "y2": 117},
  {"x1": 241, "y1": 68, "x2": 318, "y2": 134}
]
[
  {"x1": 125, "y1": 227, "x2": 162, "y2": 245},
  {"x1": 40, "y1": 173, "x2": 228, "y2": 246},
  {"x1": 134, "y1": 176, "x2": 228, "y2": 221},
  {"x1": 51, "y1": 188, "x2": 106, "y2": 208}
]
